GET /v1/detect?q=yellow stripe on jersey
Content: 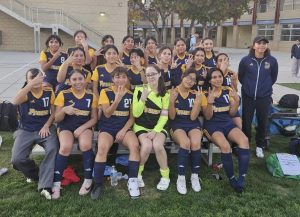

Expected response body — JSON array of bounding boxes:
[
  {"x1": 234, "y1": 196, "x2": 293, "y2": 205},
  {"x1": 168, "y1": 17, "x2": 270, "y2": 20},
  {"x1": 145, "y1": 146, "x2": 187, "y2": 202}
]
[
  {"x1": 98, "y1": 89, "x2": 109, "y2": 105},
  {"x1": 74, "y1": 110, "x2": 90, "y2": 116},
  {"x1": 176, "y1": 109, "x2": 191, "y2": 115},
  {"x1": 39, "y1": 50, "x2": 47, "y2": 62},
  {"x1": 144, "y1": 107, "x2": 161, "y2": 115}
]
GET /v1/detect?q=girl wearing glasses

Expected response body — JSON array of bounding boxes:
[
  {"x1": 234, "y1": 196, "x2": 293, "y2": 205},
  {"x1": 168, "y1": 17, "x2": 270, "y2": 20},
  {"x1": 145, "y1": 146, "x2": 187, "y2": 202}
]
[{"x1": 132, "y1": 64, "x2": 170, "y2": 191}]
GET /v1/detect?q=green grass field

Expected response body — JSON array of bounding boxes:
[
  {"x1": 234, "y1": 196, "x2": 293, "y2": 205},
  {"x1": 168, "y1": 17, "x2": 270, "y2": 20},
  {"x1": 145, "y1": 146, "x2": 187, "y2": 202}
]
[
  {"x1": 0, "y1": 131, "x2": 300, "y2": 217},
  {"x1": 278, "y1": 83, "x2": 300, "y2": 91}
]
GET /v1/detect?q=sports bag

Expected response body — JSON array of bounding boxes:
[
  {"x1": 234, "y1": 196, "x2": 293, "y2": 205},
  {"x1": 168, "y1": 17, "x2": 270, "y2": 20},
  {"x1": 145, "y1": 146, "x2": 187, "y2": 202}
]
[
  {"x1": 278, "y1": 94, "x2": 299, "y2": 108},
  {"x1": 0, "y1": 101, "x2": 18, "y2": 131}
]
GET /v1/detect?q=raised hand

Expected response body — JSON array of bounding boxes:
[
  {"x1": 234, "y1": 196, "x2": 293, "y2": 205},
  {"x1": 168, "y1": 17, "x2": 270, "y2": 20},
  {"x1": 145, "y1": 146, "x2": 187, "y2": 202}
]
[
  {"x1": 171, "y1": 58, "x2": 181, "y2": 69},
  {"x1": 195, "y1": 87, "x2": 203, "y2": 102},
  {"x1": 53, "y1": 47, "x2": 62, "y2": 58},
  {"x1": 62, "y1": 103, "x2": 80, "y2": 115},
  {"x1": 27, "y1": 73, "x2": 45, "y2": 88},
  {"x1": 80, "y1": 37, "x2": 88, "y2": 49},
  {"x1": 186, "y1": 54, "x2": 194, "y2": 69},
  {"x1": 140, "y1": 85, "x2": 149, "y2": 102},
  {"x1": 207, "y1": 87, "x2": 215, "y2": 104},
  {"x1": 169, "y1": 86, "x2": 178, "y2": 103},
  {"x1": 94, "y1": 48, "x2": 104, "y2": 57},
  {"x1": 219, "y1": 56, "x2": 229, "y2": 72},
  {"x1": 115, "y1": 57, "x2": 125, "y2": 67},
  {"x1": 66, "y1": 51, "x2": 75, "y2": 64},
  {"x1": 115, "y1": 85, "x2": 126, "y2": 102},
  {"x1": 229, "y1": 85, "x2": 239, "y2": 102}
]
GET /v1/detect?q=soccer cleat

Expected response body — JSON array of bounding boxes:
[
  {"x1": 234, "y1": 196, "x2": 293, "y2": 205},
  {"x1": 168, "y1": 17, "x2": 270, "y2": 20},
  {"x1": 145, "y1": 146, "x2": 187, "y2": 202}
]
[
  {"x1": 256, "y1": 147, "x2": 264, "y2": 158},
  {"x1": 176, "y1": 175, "x2": 187, "y2": 195},
  {"x1": 137, "y1": 175, "x2": 145, "y2": 188},
  {"x1": 79, "y1": 179, "x2": 93, "y2": 196},
  {"x1": 191, "y1": 174, "x2": 201, "y2": 192},
  {"x1": 127, "y1": 178, "x2": 140, "y2": 199},
  {"x1": 90, "y1": 185, "x2": 101, "y2": 200},
  {"x1": 157, "y1": 178, "x2": 170, "y2": 191},
  {"x1": 52, "y1": 182, "x2": 61, "y2": 199},
  {"x1": 40, "y1": 188, "x2": 52, "y2": 200}
]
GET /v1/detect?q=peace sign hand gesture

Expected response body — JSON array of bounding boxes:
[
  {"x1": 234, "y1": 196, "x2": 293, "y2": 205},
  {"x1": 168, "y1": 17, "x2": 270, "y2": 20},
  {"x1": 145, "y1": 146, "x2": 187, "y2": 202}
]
[
  {"x1": 169, "y1": 87, "x2": 178, "y2": 103},
  {"x1": 207, "y1": 87, "x2": 215, "y2": 104},
  {"x1": 171, "y1": 58, "x2": 181, "y2": 69},
  {"x1": 195, "y1": 87, "x2": 203, "y2": 102}
]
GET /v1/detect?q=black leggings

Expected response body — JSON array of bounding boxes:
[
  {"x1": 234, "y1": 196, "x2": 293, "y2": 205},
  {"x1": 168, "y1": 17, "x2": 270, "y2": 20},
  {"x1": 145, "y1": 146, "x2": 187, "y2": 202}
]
[{"x1": 241, "y1": 93, "x2": 272, "y2": 148}]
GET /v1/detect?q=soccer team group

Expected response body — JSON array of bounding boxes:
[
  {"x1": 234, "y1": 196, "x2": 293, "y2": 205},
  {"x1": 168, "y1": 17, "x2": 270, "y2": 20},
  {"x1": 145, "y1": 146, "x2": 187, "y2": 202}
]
[{"x1": 11, "y1": 29, "x2": 278, "y2": 200}]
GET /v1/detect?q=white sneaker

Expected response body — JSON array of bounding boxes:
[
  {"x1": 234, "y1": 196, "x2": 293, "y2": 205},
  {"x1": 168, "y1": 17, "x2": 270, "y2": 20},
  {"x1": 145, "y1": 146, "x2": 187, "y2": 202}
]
[
  {"x1": 191, "y1": 174, "x2": 201, "y2": 192},
  {"x1": 40, "y1": 189, "x2": 52, "y2": 200},
  {"x1": 127, "y1": 178, "x2": 140, "y2": 199},
  {"x1": 157, "y1": 177, "x2": 170, "y2": 191},
  {"x1": 176, "y1": 175, "x2": 187, "y2": 195},
  {"x1": 79, "y1": 179, "x2": 93, "y2": 196},
  {"x1": 256, "y1": 147, "x2": 264, "y2": 158},
  {"x1": 137, "y1": 175, "x2": 145, "y2": 188},
  {"x1": 52, "y1": 182, "x2": 61, "y2": 199}
]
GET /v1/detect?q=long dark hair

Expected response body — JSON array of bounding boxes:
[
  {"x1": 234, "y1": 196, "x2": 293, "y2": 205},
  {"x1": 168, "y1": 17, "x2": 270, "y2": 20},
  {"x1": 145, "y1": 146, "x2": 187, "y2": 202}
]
[
  {"x1": 74, "y1": 30, "x2": 87, "y2": 39},
  {"x1": 103, "y1": 44, "x2": 119, "y2": 55},
  {"x1": 72, "y1": 47, "x2": 86, "y2": 60},
  {"x1": 203, "y1": 67, "x2": 224, "y2": 90},
  {"x1": 22, "y1": 68, "x2": 41, "y2": 88},
  {"x1": 248, "y1": 45, "x2": 271, "y2": 57},
  {"x1": 147, "y1": 64, "x2": 166, "y2": 97},
  {"x1": 145, "y1": 36, "x2": 157, "y2": 47},
  {"x1": 202, "y1": 37, "x2": 215, "y2": 57}
]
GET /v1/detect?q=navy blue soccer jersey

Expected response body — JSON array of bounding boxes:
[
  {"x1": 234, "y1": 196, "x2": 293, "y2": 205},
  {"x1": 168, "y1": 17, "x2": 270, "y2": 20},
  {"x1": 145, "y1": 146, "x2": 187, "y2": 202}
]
[
  {"x1": 162, "y1": 65, "x2": 181, "y2": 89},
  {"x1": 170, "y1": 88, "x2": 206, "y2": 129},
  {"x1": 223, "y1": 70, "x2": 237, "y2": 88},
  {"x1": 194, "y1": 65, "x2": 208, "y2": 90},
  {"x1": 39, "y1": 50, "x2": 68, "y2": 87},
  {"x1": 55, "y1": 89, "x2": 97, "y2": 131},
  {"x1": 127, "y1": 67, "x2": 144, "y2": 89},
  {"x1": 204, "y1": 53, "x2": 216, "y2": 68},
  {"x1": 174, "y1": 53, "x2": 189, "y2": 68},
  {"x1": 147, "y1": 55, "x2": 157, "y2": 65},
  {"x1": 98, "y1": 86, "x2": 133, "y2": 131},
  {"x1": 203, "y1": 87, "x2": 234, "y2": 124},
  {"x1": 92, "y1": 64, "x2": 113, "y2": 94},
  {"x1": 19, "y1": 87, "x2": 55, "y2": 131},
  {"x1": 122, "y1": 52, "x2": 131, "y2": 65}
]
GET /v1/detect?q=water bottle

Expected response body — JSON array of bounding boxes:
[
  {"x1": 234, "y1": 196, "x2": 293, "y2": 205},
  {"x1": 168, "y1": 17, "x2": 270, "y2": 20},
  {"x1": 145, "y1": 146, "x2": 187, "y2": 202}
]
[{"x1": 110, "y1": 165, "x2": 118, "y2": 186}]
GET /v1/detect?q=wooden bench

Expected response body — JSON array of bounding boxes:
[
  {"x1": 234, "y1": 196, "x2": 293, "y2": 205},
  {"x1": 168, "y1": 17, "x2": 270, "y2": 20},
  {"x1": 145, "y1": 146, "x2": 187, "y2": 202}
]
[{"x1": 32, "y1": 132, "x2": 221, "y2": 166}]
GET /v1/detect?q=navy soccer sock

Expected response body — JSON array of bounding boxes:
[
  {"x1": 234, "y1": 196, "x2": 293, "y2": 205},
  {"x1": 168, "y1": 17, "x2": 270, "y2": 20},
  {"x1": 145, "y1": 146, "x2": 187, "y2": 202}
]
[
  {"x1": 177, "y1": 148, "x2": 189, "y2": 176},
  {"x1": 237, "y1": 148, "x2": 250, "y2": 187},
  {"x1": 82, "y1": 149, "x2": 94, "y2": 179},
  {"x1": 93, "y1": 162, "x2": 106, "y2": 187},
  {"x1": 128, "y1": 160, "x2": 139, "y2": 178},
  {"x1": 221, "y1": 152, "x2": 238, "y2": 188},
  {"x1": 54, "y1": 154, "x2": 68, "y2": 182},
  {"x1": 191, "y1": 149, "x2": 201, "y2": 174}
]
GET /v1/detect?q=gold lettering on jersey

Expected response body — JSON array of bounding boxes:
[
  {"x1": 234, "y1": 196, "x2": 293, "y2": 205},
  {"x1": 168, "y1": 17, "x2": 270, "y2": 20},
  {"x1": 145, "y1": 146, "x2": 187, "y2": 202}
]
[
  {"x1": 113, "y1": 111, "x2": 129, "y2": 116},
  {"x1": 50, "y1": 65, "x2": 60, "y2": 70},
  {"x1": 213, "y1": 106, "x2": 230, "y2": 112},
  {"x1": 74, "y1": 110, "x2": 90, "y2": 116},
  {"x1": 176, "y1": 109, "x2": 191, "y2": 115},
  {"x1": 164, "y1": 81, "x2": 171, "y2": 87},
  {"x1": 144, "y1": 107, "x2": 161, "y2": 115},
  {"x1": 99, "y1": 81, "x2": 112, "y2": 87},
  {"x1": 28, "y1": 109, "x2": 49, "y2": 116}
]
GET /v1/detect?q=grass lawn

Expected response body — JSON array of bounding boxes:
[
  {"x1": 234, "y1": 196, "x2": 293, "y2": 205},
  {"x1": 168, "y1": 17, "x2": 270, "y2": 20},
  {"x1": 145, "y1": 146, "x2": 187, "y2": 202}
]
[
  {"x1": 277, "y1": 83, "x2": 300, "y2": 91},
  {"x1": 0, "y1": 131, "x2": 300, "y2": 217}
]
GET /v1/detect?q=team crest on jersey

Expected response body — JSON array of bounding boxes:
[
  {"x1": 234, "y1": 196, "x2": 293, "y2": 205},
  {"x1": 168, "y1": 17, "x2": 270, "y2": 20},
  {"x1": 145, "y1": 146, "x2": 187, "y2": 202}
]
[
  {"x1": 100, "y1": 74, "x2": 105, "y2": 77},
  {"x1": 68, "y1": 100, "x2": 74, "y2": 104},
  {"x1": 250, "y1": 63, "x2": 254, "y2": 66},
  {"x1": 61, "y1": 57, "x2": 65, "y2": 63},
  {"x1": 30, "y1": 100, "x2": 35, "y2": 103},
  {"x1": 264, "y1": 62, "x2": 270, "y2": 69},
  {"x1": 175, "y1": 100, "x2": 179, "y2": 103}
]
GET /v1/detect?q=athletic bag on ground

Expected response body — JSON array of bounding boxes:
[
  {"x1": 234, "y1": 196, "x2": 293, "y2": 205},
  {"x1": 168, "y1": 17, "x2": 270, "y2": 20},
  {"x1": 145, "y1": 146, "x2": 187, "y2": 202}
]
[
  {"x1": 266, "y1": 153, "x2": 300, "y2": 180},
  {"x1": 278, "y1": 94, "x2": 299, "y2": 108},
  {"x1": 0, "y1": 101, "x2": 18, "y2": 131},
  {"x1": 289, "y1": 138, "x2": 300, "y2": 156}
]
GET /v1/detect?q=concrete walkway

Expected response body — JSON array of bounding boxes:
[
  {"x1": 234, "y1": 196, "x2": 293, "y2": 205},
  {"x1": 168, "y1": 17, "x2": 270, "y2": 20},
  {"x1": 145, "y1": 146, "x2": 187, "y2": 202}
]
[{"x1": 0, "y1": 48, "x2": 299, "y2": 102}]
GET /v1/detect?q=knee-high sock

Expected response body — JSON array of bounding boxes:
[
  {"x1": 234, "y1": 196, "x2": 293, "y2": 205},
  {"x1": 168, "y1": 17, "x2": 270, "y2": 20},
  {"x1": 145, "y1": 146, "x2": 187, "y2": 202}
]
[
  {"x1": 128, "y1": 160, "x2": 139, "y2": 178},
  {"x1": 93, "y1": 162, "x2": 106, "y2": 186},
  {"x1": 237, "y1": 148, "x2": 250, "y2": 187},
  {"x1": 82, "y1": 149, "x2": 94, "y2": 179},
  {"x1": 221, "y1": 153, "x2": 237, "y2": 188},
  {"x1": 54, "y1": 154, "x2": 68, "y2": 182},
  {"x1": 191, "y1": 149, "x2": 201, "y2": 174},
  {"x1": 177, "y1": 148, "x2": 189, "y2": 176}
]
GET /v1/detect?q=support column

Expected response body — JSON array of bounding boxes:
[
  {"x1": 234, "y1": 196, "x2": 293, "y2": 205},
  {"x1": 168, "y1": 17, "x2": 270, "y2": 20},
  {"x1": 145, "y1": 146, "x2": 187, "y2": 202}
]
[
  {"x1": 33, "y1": 24, "x2": 40, "y2": 53},
  {"x1": 216, "y1": 26, "x2": 223, "y2": 47},
  {"x1": 171, "y1": 27, "x2": 175, "y2": 44},
  {"x1": 251, "y1": 24, "x2": 258, "y2": 42},
  {"x1": 232, "y1": 25, "x2": 239, "y2": 48},
  {"x1": 191, "y1": 26, "x2": 196, "y2": 35},
  {"x1": 52, "y1": 25, "x2": 59, "y2": 35}
]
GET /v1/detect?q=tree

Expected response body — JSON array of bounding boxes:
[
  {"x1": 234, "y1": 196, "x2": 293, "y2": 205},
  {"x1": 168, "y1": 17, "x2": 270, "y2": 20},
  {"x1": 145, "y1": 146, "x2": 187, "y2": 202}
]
[
  {"x1": 176, "y1": 0, "x2": 251, "y2": 37},
  {"x1": 130, "y1": 0, "x2": 177, "y2": 44}
]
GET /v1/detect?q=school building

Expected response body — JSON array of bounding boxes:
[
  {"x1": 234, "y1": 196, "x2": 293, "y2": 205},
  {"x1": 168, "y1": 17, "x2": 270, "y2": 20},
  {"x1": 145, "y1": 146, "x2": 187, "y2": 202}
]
[
  {"x1": 134, "y1": 0, "x2": 300, "y2": 52},
  {"x1": 0, "y1": 0, "x2": 128, "y2": 52}
]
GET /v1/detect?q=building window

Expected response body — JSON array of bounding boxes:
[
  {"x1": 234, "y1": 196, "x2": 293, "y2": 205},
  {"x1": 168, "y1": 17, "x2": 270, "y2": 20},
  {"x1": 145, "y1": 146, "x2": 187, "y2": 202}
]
[
  {"x1": 281, "y1": 0, "x2": 300, "y2": 11},
  {"x1": 258, "y1": 24, "x2": 274, "y2": 40},
  {"x1": 281, "y1": 23, "x2": 300, "y2": 41},
  {"x1": 208, "y1": 27, "x2": 217, "y2": 39},
  {"x1": 175, "y1": 27, "x2": 181, "y2": 38}
]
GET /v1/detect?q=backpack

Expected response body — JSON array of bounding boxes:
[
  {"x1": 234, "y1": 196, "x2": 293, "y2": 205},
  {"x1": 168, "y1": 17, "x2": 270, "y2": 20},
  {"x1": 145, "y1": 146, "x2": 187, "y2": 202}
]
[
  {"x1": 289, "y1": 138, "x2": 300, "y2": 156},
  {"x1": 0, "y1": 101, "x2": 18, "y2": 131},
  {"x1": 278, "y1": 94, "x2": 299, "y2": 108}
]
